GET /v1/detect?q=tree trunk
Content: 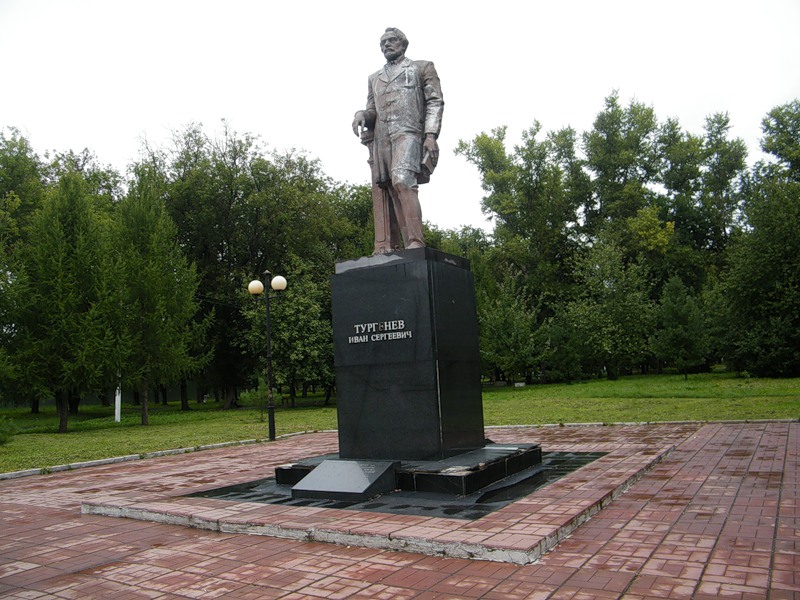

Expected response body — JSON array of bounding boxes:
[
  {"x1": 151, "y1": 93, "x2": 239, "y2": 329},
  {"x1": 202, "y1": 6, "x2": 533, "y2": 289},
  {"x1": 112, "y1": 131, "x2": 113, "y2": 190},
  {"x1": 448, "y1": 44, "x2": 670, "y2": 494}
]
[
  {"x1": 68, "y1": 390, "x2": 81, "y2": 415},
  {"x1": 160, "y1": 384, "x2": 168, "y2": 405},
  {"x1": 55, "y1": 390, "x2": 69, "y2": 433},
  {"x1": 222, "y1": 386, "x2": 238, "y2": 410},
  {"x1": 30, "y1": 398, "x2": 40, "y2": 414},
  {"x1": 278, "y1": 386, "x2": 286, "y2": 406},
  {"x1": 140, "y1": 378, "x2": 149, "y2": 426},
  {"x1": 180, "y1": 379, "x2": 190, "y2": 411}
]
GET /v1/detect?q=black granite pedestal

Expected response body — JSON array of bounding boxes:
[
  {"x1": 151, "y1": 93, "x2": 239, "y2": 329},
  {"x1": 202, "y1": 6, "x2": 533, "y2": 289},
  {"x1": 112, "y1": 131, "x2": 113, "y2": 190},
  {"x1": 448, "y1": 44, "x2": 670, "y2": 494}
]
[
  {"x1": 279, "y1": 248, "x2": 542, "y2": 503},
  {"x1": 332, "y1": 248, "x2": 485, "y2": 461}
]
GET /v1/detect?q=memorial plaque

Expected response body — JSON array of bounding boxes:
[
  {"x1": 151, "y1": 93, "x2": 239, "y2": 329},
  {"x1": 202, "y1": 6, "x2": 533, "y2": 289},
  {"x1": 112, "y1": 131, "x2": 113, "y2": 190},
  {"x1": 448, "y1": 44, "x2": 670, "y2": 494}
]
[{"x1": 332, "y1": 248, "x2": 485, "y2": 460}]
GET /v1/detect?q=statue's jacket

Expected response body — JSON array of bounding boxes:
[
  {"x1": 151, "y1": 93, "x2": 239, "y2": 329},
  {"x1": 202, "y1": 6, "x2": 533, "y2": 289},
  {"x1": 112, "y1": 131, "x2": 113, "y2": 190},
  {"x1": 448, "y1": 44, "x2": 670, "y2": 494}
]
[{"x1": 362, "y1": 57, "x2": 444, "y2": 185}]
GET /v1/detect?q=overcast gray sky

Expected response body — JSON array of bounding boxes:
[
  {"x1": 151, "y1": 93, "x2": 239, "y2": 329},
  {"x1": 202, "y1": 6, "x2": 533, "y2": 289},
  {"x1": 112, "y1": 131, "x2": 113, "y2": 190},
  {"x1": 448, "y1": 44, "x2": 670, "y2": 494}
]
[{"x1": 2, "y1": 0, "x2": 799, "y2": 231}]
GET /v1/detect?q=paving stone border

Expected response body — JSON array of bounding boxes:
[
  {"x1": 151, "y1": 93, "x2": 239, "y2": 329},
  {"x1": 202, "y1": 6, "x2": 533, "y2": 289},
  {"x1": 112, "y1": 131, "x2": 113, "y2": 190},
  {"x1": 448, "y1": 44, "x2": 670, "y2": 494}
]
[{"x1": 80, "y1": 427, "x2": 696, "y2": 564}]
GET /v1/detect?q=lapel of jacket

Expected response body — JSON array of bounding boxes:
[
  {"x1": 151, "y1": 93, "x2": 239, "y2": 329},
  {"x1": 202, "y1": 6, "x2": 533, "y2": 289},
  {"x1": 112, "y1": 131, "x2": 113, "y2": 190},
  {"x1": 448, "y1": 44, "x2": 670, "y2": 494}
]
[{"x1": 378, "y1": 57, "x2": 413, "y2": 84}]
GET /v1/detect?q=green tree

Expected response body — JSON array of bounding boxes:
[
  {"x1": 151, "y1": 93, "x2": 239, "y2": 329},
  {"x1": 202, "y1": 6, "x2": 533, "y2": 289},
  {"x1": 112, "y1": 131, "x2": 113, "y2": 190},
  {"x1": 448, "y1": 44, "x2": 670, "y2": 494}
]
[
  {"x1": 328, "y1": 182, "x2": 375, "y2": 259},
  {"x1": 114, "y1": 167, "x2": 211, "y2": 425},
  {"x1": 159, "y1": 124, "x2": 348, "y2": 404},
  {"x1": 651, "y1": 276, "x2": 708, "y2": 378},
  {"x1": 242, "y1": 257, "x2": 334, "y2": 406},
  {"x1": 47, "y1": 148, "x2": 123, "y2": 211},
  {"x1": 0, "y1": 246, "x2": 19, "y2": 395},
  {"x1": 722, "y1": 100, "x2": 800, "y2": 376},
  {"x1": 477, "y1": 277, "x2": 541, "y2": 383},
  {"x1": 425, "y1": 224, "x2": 493, "y2": 302},
  {"x1": 760, "y1": 99, "x2": 800, "y2": 173},
  {"x1": 658, "y1": 117, "x2": 704, "y2": 203},
  {"x1": 582, "y1": 92, "x2": 660, "y2": 238},
  {"x1": 563, "y1": 240, "x2": 655, "y2": 379},
  {"x1": 0, "y1": 128, "x2": 46, "y2": 242},
  {"x1": 651, "y1": 112, "x2": 747, "y2": 293},
  {"x1": 161, "y1": 124, "x2": 273, "y2": 404},
  {"x1": 0, "y1": 179, "x2": 20, "y2": 392},
  {"x1": 699, "y1": 277, "x2": 729, "y2": 367},
  {"x1": 0, "y1": 129, "x2": 47, "y2": 404},
  {"x1": 272, "y1": 262, "x2": 333, "y2": 404},
  {"x1": 0, "y1": 281, "x2": 17, "y2": 394},
  {"x1": 14, "y1": 171, "x2": 117, "y2": 431},
  {"x1": 455, "y1": 123, "x2": 584, "y2": 312},
  {"x1": 697, "y1": 113, "x2": 747, "y2": 263},
  {"x1": 535, "y1": 311, "x2": 584, "y2": 383}
]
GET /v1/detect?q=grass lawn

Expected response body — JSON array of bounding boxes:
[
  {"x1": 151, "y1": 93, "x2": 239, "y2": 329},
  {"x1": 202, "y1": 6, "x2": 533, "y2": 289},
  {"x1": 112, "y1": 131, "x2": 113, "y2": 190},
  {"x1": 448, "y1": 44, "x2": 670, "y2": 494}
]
[
  {"x1": 0, "y1": 372, "x2": 797, "y2": 474},
  {"x1": 483, "y1": 371, "x2": 800, "y2": 425}
]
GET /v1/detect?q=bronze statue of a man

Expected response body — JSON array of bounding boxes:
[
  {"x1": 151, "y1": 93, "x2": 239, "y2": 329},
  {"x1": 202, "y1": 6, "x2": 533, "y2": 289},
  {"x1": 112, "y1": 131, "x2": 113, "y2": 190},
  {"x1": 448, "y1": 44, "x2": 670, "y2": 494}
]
[{"x1": 352, "y1": 27, "x2": 444, "y2": 253}]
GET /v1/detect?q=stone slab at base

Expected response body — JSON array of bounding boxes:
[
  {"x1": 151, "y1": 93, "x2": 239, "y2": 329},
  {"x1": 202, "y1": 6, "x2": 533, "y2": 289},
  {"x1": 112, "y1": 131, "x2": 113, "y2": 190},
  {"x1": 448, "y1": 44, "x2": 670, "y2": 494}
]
[
  {"x1": 290, "y1": 459, "x2": 399, "y2": 502},
  {"x1": 277, "y1": 443, "x2": 542, "y2": 498},
  {"x1": 400, "y1": 443, "x2": 543, "y2": 495}
]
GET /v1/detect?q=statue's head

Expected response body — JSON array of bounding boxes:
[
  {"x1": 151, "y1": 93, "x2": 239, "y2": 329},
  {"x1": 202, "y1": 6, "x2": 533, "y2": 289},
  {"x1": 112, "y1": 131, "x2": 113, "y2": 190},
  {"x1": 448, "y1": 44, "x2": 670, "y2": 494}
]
[{"x1": 380, "y1": 27, "x2": 408, "y2": 61}]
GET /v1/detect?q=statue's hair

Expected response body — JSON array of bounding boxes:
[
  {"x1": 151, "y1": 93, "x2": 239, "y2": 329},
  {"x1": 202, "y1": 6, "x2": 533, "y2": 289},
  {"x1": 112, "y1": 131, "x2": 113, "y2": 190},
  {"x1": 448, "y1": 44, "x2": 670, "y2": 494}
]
[{"x1": 382, "y1": 27, "x2": 409, "y2": 49}]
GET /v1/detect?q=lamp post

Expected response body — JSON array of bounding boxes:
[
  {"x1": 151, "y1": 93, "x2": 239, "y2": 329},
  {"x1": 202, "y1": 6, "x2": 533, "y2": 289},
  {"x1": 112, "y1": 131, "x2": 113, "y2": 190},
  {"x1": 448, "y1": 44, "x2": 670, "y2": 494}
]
[{"x1": 248, "y1": 271, "x2": 287, "y2": 441}]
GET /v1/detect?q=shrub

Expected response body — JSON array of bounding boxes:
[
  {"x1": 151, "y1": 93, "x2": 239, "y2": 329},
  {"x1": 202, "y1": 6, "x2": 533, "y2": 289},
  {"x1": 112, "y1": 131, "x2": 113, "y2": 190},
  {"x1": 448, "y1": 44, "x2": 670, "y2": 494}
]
[{"x1": 0, "y1": 416, "x2": 16, "y2": 445}]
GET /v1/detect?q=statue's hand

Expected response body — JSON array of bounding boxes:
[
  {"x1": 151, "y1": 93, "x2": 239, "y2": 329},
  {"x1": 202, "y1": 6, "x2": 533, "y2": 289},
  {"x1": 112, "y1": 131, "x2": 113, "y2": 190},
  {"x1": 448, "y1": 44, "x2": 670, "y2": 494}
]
[
  {"x1": 424, "y1": 134, "x2": 439, "y2": 167},
  {"x1": 352, "y1": 111, "x2": 367, "y2": 136}
]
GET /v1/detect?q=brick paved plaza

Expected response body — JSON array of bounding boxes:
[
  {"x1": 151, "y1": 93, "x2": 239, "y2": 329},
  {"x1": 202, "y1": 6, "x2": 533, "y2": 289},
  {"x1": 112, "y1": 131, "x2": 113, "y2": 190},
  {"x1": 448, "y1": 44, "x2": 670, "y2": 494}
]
[{"x1": 1, "y1": 422, "x2": 798, "y2": 598}]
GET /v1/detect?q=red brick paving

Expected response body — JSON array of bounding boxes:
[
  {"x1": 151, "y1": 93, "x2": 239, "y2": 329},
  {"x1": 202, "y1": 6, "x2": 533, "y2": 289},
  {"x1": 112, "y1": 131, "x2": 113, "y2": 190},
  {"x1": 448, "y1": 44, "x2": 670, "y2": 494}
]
[
  {"x1": 75, "y1": 425, "x2": 691, "y2": 565},
  {"x1": 0, "y1": 422, "x2": 797, "y2": 598}
]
